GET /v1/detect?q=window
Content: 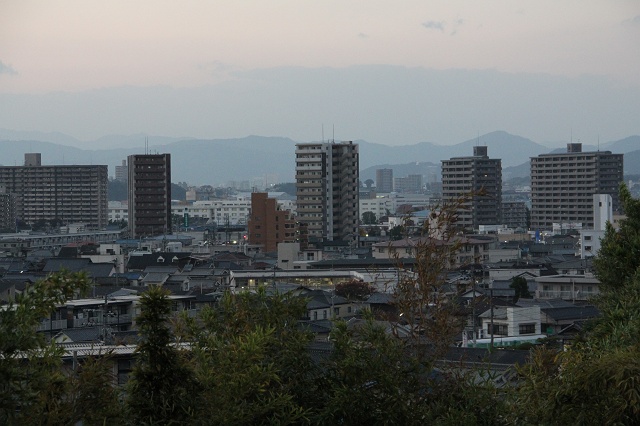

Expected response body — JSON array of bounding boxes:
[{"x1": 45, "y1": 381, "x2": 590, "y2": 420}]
[
  {"x1": 323, "y1": 310, "x2": 327, "y2": 319},
  {"x1": 519, "y1": 323, "x2": 536, "y2": 335},
  {"x1": 488, "y1": 324, "x2": 508, "y2": 336},
  {"x1": 334, "y1": 307, "x2": 340, "y2": 316}
]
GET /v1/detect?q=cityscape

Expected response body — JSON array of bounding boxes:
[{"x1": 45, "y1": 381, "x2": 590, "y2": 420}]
[{"x1": 1, "y1": 1, "x2": 640, "y2": 424}]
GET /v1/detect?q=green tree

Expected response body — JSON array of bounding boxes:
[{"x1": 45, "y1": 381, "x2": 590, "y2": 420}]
[
  {"x1": 362, "y1": 211, "x2": 377, "y2": 225},
  {"x1": 593, "y1": 183, "x2": 640, "y2": 293},
  {"x1": 509, "y1": 276, "x2": 531, "y2": 301},
  {"x1": 0, "y1": 271, "x2": 117, "y2": 424},
  {"x1": 126, "y1": 286, "x2": 197, "y2": 424},
  {"x1": 179, "y1": 288, "x2": 315, "y2": 424},
  {"x1": 389, "y1": 225, "x2": 404, "y2": 241},
  {"x1": 317, "y1": 311, "x2": 429, "y2": 424}
]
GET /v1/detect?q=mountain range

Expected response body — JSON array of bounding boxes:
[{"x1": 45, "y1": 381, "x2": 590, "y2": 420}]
[{"x1": 0, "y1": 130, "x2": 638, "y2": 185}]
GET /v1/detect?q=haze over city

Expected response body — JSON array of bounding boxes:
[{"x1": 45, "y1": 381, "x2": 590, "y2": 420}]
[{"x1": 1, "y1": 1, "x2": 639, "y2": 147}]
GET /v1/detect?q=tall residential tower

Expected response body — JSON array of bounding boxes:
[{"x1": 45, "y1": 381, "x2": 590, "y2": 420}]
[
  {"x1": 128, "y1": 153, "x2": 172, "y2": 238},
  {"x1": 530, "y1": 143, "x2": 623, "y2": 230},
  {"x1": 0, "y1": 153, "x2": 108, "y2": 229},
  {"x1": 295, "y1": 141, "x2": 359, "y2": 244},
  {"x1": 441, "y1": 146, "x2": 502, "y2": 230}
]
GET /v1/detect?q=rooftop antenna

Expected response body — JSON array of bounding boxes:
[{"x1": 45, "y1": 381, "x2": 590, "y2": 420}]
[
  {"x1": 322, "y1": 124, "x2": 324, "y2": 143},
  {"x1": 597, "y1": 134, "x2": 600, "y2": 151},
  {"x1": 332, "y1": 125, "x2": 335, "y2": 143}
]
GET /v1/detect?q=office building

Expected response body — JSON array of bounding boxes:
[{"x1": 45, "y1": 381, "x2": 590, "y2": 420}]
[
  {"x1": 115, "y1": 160, "x2": 128, "y2": 183},
  {"x1": 128, "y1": 154, "x2": 171, "y2": 238},
  {"x1": 376, "y1": 168, "x2": 393, "y2": 193},
  {"x1": 247, "y1": 192, "x2": 296, "y2": 252},
  {"x1": 530, "y1": 143, "x2": 623, "y2": 230},
  {"x1": 0, "y1": 153, "x2": 108, "y2": 229},
  {"x1": 441, "y1": 146, "x2": 502, "y2": 230},
  {"x1": 295, "y1": 141, "x2": 359, "y2": 243},
  {"x1": 393, "y1": 174, "x2": 423, "y2": 193}
]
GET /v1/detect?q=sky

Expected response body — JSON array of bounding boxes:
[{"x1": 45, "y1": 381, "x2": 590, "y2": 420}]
[{"x1": 1, "y1": 1, "x2": 639, "y2": 147}]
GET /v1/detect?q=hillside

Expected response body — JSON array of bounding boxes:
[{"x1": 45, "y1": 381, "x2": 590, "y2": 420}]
[{"x1": 1, "y1": 131, "x2": 637, "y2": 185}]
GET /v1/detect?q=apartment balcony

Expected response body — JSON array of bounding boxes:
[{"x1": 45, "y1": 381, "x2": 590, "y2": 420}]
[
  {"x1": 36, "y1": 319, "x2": 68, "y2": 332},
  {"x1": 535, "y1": 290, "x2": 599, "y2": 301}
]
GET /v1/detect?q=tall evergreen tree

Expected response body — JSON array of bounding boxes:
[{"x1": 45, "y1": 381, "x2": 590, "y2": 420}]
[{"x1": 126, "y1": 286, "x2": 196, "y2": 424}]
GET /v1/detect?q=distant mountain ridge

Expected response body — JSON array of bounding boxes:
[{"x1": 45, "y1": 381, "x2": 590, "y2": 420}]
[{"x1": 0, "y1": 130, "x2": 638, "y2": 185}]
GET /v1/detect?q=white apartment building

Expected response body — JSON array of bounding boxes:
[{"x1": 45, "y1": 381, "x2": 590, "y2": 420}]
[
  {"x1": 359, "y1": 198, "x2": 393, "y2": 221},
  {"x1": 108, "y1": 201, "x2": 128, "y2": 223},
  {"x1": 295, "y1": 141, "x2": 359, "y2": 243}
]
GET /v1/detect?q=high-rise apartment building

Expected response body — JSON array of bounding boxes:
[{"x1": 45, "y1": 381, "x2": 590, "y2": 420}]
[
  {"x1": 376, "y1": 168, "x2": 393, "y2": 193},
  {"x1": 441, "y1": 146, "x2": 502, "y2": 230},
  {"x1": 295, "y1": 141, "x2": 359, "y2": 244},
  {"x1": 0, "y1": 154, "x2": 108, "y2": 229},
  {"x1": 530, "y1": 143, "x2": 623, "y2": 230},
  {"x1": 128, "y1": 154, "x2": 172, "y2": 238},
  {"x1": 0, "y1": 185, "x2": 16, "y2": 232},
  {"x1": 248, "y1": 192, "x2": 297, "y2": 252},
  {"x1": 501, "y1": 201, "x2": 528, "y2": 229}
]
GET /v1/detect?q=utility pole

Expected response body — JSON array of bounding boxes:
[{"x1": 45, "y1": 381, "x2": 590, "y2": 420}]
[
  {"x1": 489, "y1": 286, "x2": 495, "y2": 351},
  {"x1": 472, "y1": 280, "x2": 477, "y2": 347}
]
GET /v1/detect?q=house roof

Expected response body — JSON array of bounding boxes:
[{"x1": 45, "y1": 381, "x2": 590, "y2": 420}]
[
  {"x1": 55, "y1": 327, "x2": 102, "y2": 343},
  {"x1": 516, "y1": 298, "x2": 575, "y2": 309},
  {"x1": 141, "y1": 272, "x2": 170, "y2": 285},
  {"x1": 372, "y1": 235, "x2": 493, "y2": 249},
  {"x1": 83, "y1": 263, "x2": 115, "y2": 278},
  {"x1": 366, "y1": 292, "x2": 395, "y2": 304},
  {"x1": 43, "y1": 258, "x2": 92, "y2": 273},
  {"x1": 126, "y1": 252, "x2": 192, "y2": 270},
  {"x1": 301, "y1": 289, "x2": 349, "y2": 309},
  {"x1": 541, "y1": 305, "x2": 600, "y2": 321}
]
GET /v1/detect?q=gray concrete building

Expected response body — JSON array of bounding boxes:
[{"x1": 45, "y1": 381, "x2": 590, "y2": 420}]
[
  {"x1": 0, "y1": 154, "x2": 108, "y2": 229},
  {"x1": 295, "y1": 141, "x2": 359, "y2": 244},
  {"x1": 128, "y1": 154, "x2": 172, "y2": 238},
  {"x1": 530, "y1": 143, "x2": 623, "y2": 230},
  {"x1": 502, "y1": 201, "x2": 528, "y2": 229},
  {"x1": 441, "y1": 146, "x2": 502, "y2": 230},
  {"x1": 375, "y1": 168, "x2": 393, "y2": 193}
]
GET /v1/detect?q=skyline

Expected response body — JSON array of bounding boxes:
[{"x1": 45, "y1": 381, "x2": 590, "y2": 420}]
[{"x1": 1, "y1": 1, "x2": 639, "y2": 146}]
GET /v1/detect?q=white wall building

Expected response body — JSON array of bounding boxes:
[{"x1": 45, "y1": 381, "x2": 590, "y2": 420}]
[
  {"x1": 107, "y1": 201, "x2": 128, "y2": 223},
  {"x1": 579, "y1": 194, "x2": 613, "y2": 259}
]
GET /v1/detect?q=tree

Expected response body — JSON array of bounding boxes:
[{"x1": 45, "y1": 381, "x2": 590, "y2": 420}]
[
  {"x1": 178, "y1": 288, "x2": 315, "y2": 424},
  {"x1": 364, "y1": 179, "x2": 374, "y2": 189},
  {"x1": 0, "y1": 271, "x2": 111, "y2": 424},
  {"x1": 510, "y1": 276, "x2": 531, "y2": 301},
  {"x1": 593, "y1": 183, "x2": 640, "y2": 293},
  {"x1": 335, "y1": 279, "x2": 375, "y2": 300},
  {"x1": 362, "y1": 211, "x2": 377, "y2": 225},
  {"x1": 126, "y1": 286, "x2": 197, "y2": 424},
  {"x1": 389, "y1": 225, "x2": 404, "y2": 241}
]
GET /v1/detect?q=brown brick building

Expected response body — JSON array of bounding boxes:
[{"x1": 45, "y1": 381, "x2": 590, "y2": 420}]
[{"x1": 247, "y1": 193, "x2": 296, "y2": 252}]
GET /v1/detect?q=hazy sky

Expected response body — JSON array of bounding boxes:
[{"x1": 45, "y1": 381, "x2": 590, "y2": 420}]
[{"x1": 1, "y1": 1, "x2": 639, "y2": 146}]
